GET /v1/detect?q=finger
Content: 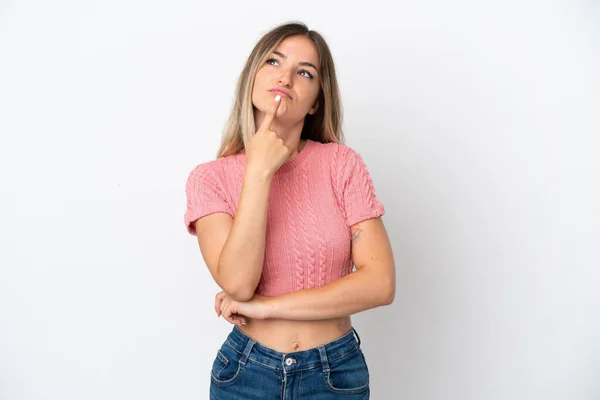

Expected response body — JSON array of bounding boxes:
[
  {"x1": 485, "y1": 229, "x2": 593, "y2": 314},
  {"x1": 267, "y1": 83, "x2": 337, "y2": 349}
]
[
  {"x1": 232, "y1": 313, "x2": 246, "y2": 324},
  {"x1": 223, "y1": 310, "x2": 242, "y2": 325},
  {"x1": 259, "y1": 94, "x2": 282, "y2": 131},
  {"x1": 215, "y1": 297, "x2": 222, "y2": 316},
  {"x1": 223, "y1": 308, "x2": 233, "y2": 323},
  {"x1": 214, "y1": 292, "x2": 221, "y2": 315},
  {"x1": 216, "y1": 292, "x2": 228, "y2": 315},
  {"x1": 231, "y1": 314, "x2": 247, "y2": 325},
  {"x1": 218, "y1": 299, "x2": 228, "y2": 318},
  {"x1": 216, "y1": 291, "x2": 226, "y2": 301}
]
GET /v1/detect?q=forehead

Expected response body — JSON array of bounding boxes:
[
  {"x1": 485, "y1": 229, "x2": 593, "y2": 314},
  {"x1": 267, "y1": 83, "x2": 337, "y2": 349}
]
[{"x1": 274, "y1": 35, "x2": 319, "y2": 64}]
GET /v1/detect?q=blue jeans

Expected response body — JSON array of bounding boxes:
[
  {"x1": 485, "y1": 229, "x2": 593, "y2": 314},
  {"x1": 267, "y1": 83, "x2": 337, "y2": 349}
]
[{"x1": 210, "y1": 325, "x2": 370, "y2": 399}]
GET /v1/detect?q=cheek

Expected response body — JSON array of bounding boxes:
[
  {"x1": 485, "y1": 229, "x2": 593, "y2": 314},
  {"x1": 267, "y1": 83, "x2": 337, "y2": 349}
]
[
  {"x1": 251, "y1": 76, "x2": 263, "y2": 103},
  {"x1": 301, "y1": 85, "x2": 320, "y2": 109},
  {"x1": 253, "y1": 68, "x2": 270, "y2": 88},
  {"x1": 251, "y1": 70, "x2": 270, "y2": 99}
]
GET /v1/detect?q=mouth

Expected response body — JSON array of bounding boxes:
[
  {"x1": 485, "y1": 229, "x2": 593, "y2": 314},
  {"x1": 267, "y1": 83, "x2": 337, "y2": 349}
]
[{"x1": 269, "y1": 89, "x2": 292, "y2": 99}]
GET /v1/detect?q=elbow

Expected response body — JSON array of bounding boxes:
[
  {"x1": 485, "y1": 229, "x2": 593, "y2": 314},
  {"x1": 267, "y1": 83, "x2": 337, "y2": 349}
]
[
  {"x1": 217, "y1": 277, "x2": 256, "y2": 303},
  {"x1": 228, "y1": 287, "x2": 255, "y2": 302},
  {"x1": 380, "y1": 277, "x2": 396, "y2": 306},
  {"x1": 363, "y1": 265, "x2": 396, "y2": 306},
  {"x1": 216, "y1": 263, "x2": 258, "y2": 302},
  {"x1": 382, "y1": 288, "x2": 395, "y2": 305},
  {"x1": 218, "y1": 281, "x2": 256, "y2": 302}
]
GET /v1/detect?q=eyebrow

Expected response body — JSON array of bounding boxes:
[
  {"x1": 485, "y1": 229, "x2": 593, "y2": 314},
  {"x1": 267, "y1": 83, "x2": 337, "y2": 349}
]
[{"x1": 272, "y1": 50, "x2": 319, "y2": 73}]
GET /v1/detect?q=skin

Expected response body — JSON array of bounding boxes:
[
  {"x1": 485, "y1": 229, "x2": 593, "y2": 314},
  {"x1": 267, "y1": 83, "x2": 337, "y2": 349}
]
[
  {"x1": 251, "y1": 34, "x2": 320, "y2": 159},
  {"x1": 211, "y1": 35, "x2": 396, "y2": 352}
]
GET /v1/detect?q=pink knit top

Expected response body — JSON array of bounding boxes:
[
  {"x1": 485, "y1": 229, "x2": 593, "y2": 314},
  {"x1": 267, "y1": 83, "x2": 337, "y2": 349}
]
[{"x1": 184, "y1": 139, "x2": 385, "y2": 297}]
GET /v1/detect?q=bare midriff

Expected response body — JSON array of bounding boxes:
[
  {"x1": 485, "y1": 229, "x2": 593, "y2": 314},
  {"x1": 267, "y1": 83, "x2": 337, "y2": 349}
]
[{"x1": 238, "y1": 315, "x2": 353, "y2": 353}]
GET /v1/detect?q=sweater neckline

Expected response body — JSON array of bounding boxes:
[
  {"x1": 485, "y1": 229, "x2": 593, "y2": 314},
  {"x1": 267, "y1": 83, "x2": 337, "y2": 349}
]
[{"x1": 235, "y1": 139, "x2": 316, "y2": 175}]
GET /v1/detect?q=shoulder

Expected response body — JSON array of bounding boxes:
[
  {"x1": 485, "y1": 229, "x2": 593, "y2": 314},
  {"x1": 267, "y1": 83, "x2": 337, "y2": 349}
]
[
  {"x1": 314, "y1": 141, "x2": 358, "y2": 161},
  {"x1": 186, "y1": 154, "x2": 240, "y2": 183},
  {"x1": 314, "y1": 141, "x2": 363, "y2": 172},
  {"x1": 185, "y1": 160, "x2": 217, "y2": 188}
]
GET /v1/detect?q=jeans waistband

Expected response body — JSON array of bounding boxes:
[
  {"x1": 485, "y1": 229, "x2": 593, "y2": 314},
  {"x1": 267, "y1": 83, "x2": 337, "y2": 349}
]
[{"x1": 225, "y1": 325, "x2": 362, "y2": 373}]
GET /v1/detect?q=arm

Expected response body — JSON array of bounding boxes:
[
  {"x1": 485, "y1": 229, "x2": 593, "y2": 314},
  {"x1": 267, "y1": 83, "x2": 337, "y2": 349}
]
[
  {"x1": 213, "y1": 144, "x2": 392, "y2": 319},
  {"x1": 194, "y1": 167, "x2": 273, "y2": 302},
  {"x1": 261, "y1": 217, "x2": 395, "y2": 320},
  {"x1": 192, "y1": 94, "x2": 288, "y2": 303}
]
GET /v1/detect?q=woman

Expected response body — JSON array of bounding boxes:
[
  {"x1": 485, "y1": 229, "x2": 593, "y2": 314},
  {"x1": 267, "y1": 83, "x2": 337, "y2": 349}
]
[{"x1": 184, "y1": 21, "x2": 395, "y2": 399}]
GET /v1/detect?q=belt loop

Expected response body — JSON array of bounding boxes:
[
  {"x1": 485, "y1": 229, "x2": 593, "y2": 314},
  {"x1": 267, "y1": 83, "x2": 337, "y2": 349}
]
[
  {"x1": 317, "y1": 345, "x2": 330, "y2": 373},
  {"x1": 352, "y1": 326, "x2": 362, "y2": 347},
  {"x1": 240, "y1": 337, "x2": 256, "y2": 366}
]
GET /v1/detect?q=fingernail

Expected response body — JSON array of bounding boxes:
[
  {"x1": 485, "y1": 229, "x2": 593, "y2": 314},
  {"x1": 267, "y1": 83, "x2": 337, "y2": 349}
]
[{"x1": 275, "y1": 94, "x2": 281, "y2": 102}]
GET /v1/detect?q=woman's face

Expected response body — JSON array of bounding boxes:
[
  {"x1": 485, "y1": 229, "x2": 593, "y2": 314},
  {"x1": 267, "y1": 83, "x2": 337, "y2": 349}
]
[{"x1": 252, "y1": 34, "x2": 320, "y2": 126}]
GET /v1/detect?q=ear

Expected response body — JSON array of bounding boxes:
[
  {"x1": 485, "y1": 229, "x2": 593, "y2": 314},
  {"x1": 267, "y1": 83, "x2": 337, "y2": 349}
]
[{"x1": 308, "y1": 100, "x2": 319, "y2": 115}]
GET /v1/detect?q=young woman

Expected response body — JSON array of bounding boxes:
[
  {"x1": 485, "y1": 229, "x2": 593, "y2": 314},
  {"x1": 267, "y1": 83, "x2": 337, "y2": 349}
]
[{"x1": 184, "y1": 21, "x2": 395, "y2": 399}]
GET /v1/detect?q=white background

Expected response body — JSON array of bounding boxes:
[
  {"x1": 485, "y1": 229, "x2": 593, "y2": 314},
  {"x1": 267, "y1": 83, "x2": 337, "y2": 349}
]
[{"x1": 1, "y1": 1, "x2": 599, "y2": 399}]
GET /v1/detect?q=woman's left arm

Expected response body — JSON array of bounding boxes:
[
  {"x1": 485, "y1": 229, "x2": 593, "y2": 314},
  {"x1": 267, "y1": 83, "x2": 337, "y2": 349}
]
[
  {"x1": 258, "y1": 217, "x2": 395, "y2": 321},
  {"x1": 216, "y1": 217, "x2": 395, "y2": 322}
]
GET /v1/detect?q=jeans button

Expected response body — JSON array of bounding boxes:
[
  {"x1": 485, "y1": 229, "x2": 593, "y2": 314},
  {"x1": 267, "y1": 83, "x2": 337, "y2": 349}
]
[{"x1": 285, "y1": 358, "x2": 293, "y2": 366}]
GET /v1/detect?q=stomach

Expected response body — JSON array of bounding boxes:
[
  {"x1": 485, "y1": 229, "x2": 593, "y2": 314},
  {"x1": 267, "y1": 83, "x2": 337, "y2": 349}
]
[{"x1": 238, "y1": 315, "x2": 353, "y2": 353}]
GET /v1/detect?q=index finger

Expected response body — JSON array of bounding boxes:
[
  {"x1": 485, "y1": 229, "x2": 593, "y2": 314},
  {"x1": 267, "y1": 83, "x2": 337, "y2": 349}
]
[{"x1": 259, "y1": 94, "x2": 282, "y2": 131}]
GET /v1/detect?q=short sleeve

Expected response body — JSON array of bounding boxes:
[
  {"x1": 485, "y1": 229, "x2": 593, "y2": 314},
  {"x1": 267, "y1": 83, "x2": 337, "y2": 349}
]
[
  {"x1": 337, "y1": 147, "x2": 385, "y2": 227},
  {"x1": 184, "y1": 162, "x2": 234, "y2": 235}
]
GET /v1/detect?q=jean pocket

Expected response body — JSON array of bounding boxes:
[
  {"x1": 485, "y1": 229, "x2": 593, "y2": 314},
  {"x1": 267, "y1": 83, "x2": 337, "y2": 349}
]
[
  {"x1": 210, "y1": 341, "x2": 244, "y2": 387},
  {"x1": 324, "y1": 347, "x2": 370, "y2": 395}
]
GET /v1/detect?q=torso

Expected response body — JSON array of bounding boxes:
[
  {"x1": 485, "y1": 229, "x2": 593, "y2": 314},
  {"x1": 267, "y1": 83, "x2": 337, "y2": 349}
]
[
  {"x1": 214, "y1": 138, "x2": 356, "y2": 352},
  {"x1": 239, "y1": 315, "x2": 352, "y2": 352},
  {"x1": 239, "y1": 139, "x2": 353, "y2": 353}
]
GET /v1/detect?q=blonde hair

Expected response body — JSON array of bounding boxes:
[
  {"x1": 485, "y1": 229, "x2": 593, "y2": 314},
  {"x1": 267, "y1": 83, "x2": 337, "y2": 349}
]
[{"x1": 216, "y1": 21, "x2": 345, "y2": 158}]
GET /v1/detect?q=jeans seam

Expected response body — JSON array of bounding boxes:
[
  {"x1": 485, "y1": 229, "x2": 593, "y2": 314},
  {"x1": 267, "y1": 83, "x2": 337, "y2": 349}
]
[
  {"x1": 224, "y1": 339, "x2": 360, "y2": 372},
  {"x1": 324, "y1": 371, "x2": 370, "y2": 394},
  {"x1": 328, "y1": 344, "x2": 360, "y2": 363},
  {"x1": 247, "y1": 358, "x2": 280, "y2": 371}
]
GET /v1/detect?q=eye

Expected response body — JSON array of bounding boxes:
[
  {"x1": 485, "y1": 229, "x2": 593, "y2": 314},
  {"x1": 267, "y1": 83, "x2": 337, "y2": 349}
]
[
  {"x1": 299, "y1": 70, "x2": 313, "y2": 79},
  {"x1": 266, "y1": 58, "x2": 314, "y2": 79}
]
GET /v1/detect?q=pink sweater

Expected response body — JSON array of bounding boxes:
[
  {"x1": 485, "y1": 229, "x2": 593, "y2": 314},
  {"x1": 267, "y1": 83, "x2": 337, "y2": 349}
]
[{"x1": 184, "y1": 139, "x2": 385, "y2": 296}]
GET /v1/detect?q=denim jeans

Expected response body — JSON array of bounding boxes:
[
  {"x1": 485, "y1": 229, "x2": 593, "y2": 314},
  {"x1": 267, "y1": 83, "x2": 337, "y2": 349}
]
[{"x1": 209, "y1": 324, "x2": 370, "y2": 399}]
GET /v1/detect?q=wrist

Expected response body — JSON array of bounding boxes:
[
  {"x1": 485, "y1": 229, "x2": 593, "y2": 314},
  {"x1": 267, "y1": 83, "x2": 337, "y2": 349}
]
[
  {"x1": 258, "y1": 294, "x2": 277, "y2": 320},
  {"x1": 244, "y1": 165, "x2": 274, "y2": 182}
]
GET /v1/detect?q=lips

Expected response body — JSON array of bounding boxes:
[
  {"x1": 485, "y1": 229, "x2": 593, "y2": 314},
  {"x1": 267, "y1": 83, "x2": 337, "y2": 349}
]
[{"x1": 269, "y1": 88, "x2": 292, "y2": 99}]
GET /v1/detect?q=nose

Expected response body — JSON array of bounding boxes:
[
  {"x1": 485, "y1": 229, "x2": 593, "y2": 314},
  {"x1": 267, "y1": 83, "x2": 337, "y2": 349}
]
[{"x1": 278, "y1": 67, "x2": 293, "y2": 87}]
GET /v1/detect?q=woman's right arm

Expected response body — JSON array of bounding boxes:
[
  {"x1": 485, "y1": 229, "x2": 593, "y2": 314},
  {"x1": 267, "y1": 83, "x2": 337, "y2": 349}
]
[
  {"x1": 193, "y1": 94, "x2": 289, "y2": 302},
  {"x1": 194, "y1": 167, "x2": 274, "y2": 302}
]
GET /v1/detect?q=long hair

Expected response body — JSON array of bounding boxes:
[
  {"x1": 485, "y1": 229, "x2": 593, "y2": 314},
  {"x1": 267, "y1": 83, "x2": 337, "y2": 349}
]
[{"x1": 216, "y1": 21, "x2": 345, "y2": 158}]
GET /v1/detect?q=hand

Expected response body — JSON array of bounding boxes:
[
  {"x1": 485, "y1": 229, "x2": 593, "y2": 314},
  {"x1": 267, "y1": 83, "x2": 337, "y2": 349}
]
[
  {"x1": 215, "y1": 291, "x2": 246, "y2": 325},
  {"x1": 245, "y1": 95, "x2": 293, "y2": 176},
  {"x1": 215, "y1": 291, "x2": 271, "y2": 325}
]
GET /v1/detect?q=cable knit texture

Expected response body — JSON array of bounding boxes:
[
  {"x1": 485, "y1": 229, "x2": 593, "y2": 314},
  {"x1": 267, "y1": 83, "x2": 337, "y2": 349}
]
[{"x1": 184, "y1": 139, "x2": 385, "y2": 296}]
